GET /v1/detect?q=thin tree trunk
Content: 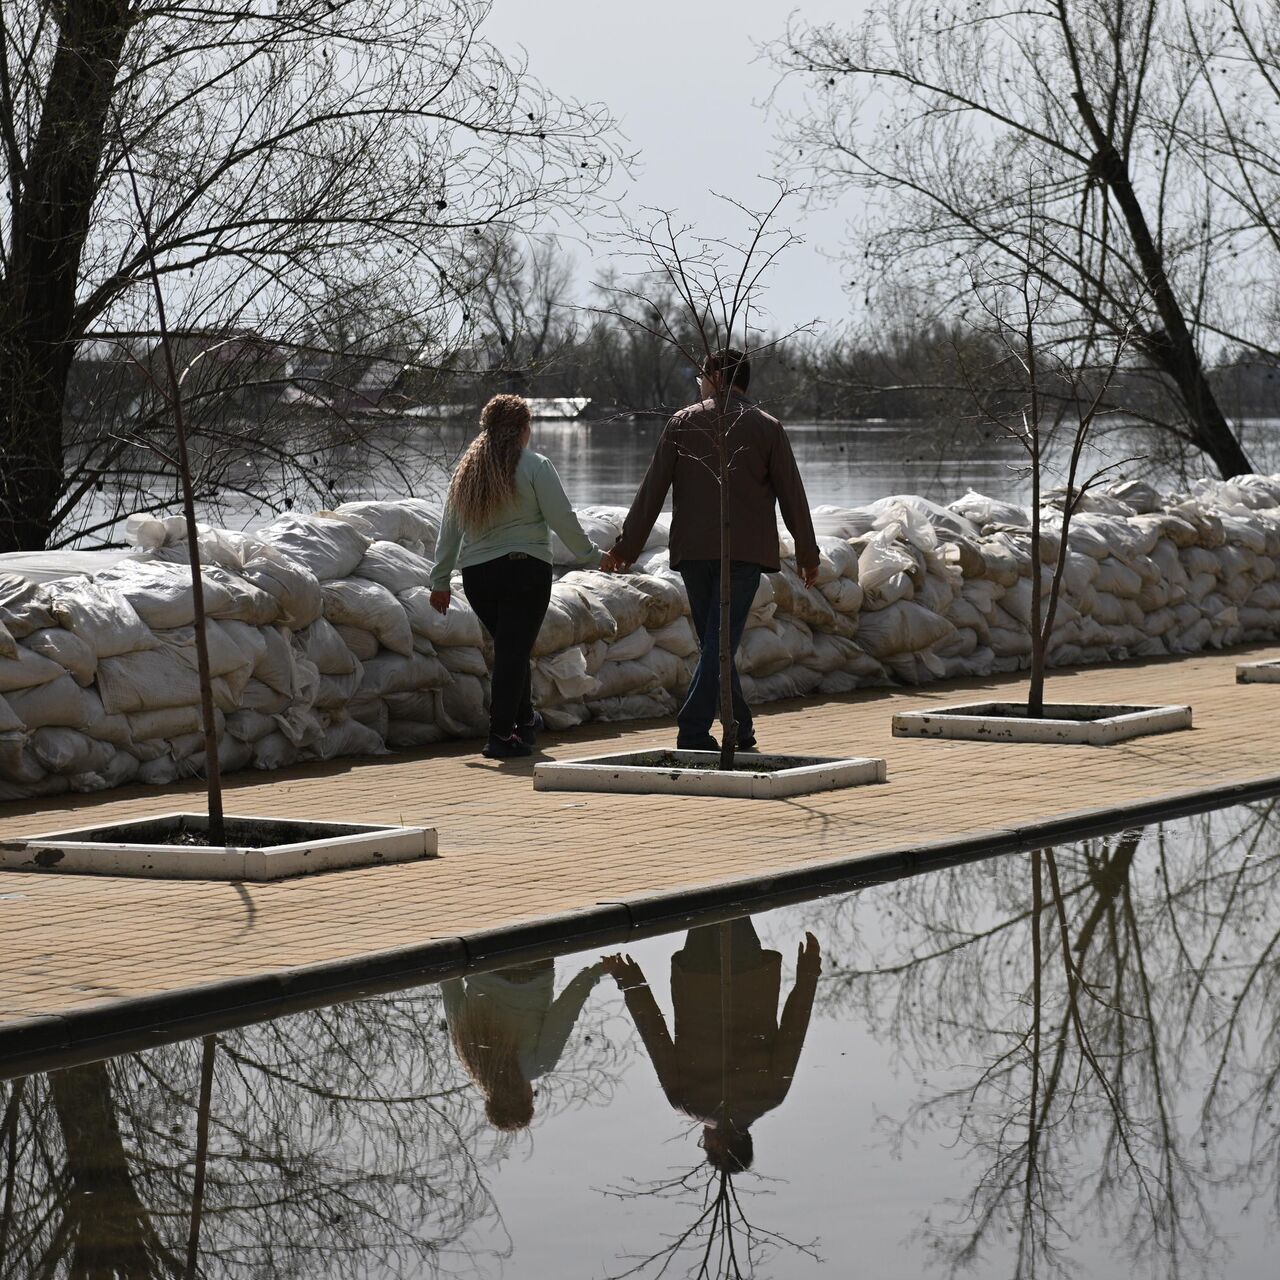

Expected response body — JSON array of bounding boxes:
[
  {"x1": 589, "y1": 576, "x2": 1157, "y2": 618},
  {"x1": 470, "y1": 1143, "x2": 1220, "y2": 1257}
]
[
  {"x1": 119, "y1": 134, "x2": 225, "y2": 843},
  {"x1": 1071, "y1": 92, "x2": 1252, "y2": 479},
  {"x1": 717, "y1": 403, "x2": 736, "y2": 771},
  {"x1": 1028, "y1": 424, "x2": 1045, "y2": 718}
]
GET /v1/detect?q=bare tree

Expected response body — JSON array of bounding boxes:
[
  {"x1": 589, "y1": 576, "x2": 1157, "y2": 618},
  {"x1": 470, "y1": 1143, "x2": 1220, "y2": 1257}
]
[
  {"x1": 771, "y1": 0, "x2": 1269, "y2": 480},
  {"x1": 0, "y1": 0, "x2": 624, "y2": 552},
  {"x1": 597, "y1": 185, "x2": 811, "y2": 769}
]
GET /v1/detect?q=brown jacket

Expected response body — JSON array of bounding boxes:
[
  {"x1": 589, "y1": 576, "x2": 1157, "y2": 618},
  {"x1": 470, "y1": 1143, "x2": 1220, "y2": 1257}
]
[
  {"x1": 613, "y1": 396, "x2": 819, "y2": 573},
  {"x1": 621, "y1": 946, "x2": 817, "y2": 1131}
]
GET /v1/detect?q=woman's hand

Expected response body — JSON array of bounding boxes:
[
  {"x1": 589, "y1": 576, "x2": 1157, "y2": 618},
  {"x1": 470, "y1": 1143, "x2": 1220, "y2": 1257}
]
[
  {"x1": 601, "y1": 952, "x2": 646, "y2": 991},
  {"x1": 429, "y1": 589, "x2": 451, "y2": 615}
]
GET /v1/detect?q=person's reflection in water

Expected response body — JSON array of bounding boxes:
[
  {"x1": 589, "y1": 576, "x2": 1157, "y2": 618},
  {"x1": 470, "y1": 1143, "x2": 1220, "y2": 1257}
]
[
  {"x1": 603, "y1": 919, "x2": 821, "y2": 1169},
  {"x1": 443, "y1": 958, "x2": 605, "y2": 1131}
]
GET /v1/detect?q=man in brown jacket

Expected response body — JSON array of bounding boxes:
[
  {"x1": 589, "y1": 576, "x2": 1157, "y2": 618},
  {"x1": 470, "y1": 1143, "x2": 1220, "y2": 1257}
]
[{"x1": 602, "y1": 348, "x2": 820, "y2": 751}]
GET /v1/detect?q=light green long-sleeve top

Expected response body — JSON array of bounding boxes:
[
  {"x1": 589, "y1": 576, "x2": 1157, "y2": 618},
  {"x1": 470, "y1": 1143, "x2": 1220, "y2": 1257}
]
[{"x1": 429, "y1": 449, "x2": 602, "y2": 591}]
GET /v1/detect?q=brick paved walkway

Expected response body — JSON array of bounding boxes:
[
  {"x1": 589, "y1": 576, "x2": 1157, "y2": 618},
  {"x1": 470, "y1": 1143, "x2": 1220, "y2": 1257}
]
[{"x1": 4, "y1": 645, "x2": 1280, "y2": 1051}]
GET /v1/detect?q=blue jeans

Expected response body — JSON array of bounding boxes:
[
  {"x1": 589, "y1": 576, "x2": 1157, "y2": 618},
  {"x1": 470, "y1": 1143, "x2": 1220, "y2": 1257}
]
[{"x1": 677, "y1": 559, "x2": 765, "y2": 743}]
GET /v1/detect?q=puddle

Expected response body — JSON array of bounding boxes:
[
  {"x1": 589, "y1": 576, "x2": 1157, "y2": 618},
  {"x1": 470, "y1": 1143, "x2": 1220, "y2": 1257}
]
[{"x1": 4, "y1": 800, "x2": 1280, "y2": 1277}]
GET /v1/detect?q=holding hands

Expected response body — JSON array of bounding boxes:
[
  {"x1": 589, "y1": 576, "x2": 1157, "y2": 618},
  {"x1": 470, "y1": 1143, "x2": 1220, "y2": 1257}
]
[
  {"x1": 600, "y1": 549, "x2": 630, "y2": 574},
  {"x1": 429, "y1": 589, "x2": 451, "y2": 615},
  {"x1": 601, "y1": 952, "x2": 646, "y2": 991}
]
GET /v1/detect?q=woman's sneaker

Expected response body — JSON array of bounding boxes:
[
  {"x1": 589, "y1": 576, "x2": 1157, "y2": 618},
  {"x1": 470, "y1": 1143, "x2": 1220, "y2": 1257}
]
[
  {"x1": 517, "y1": 712, "x2": 544, "y2": 747},
  {"x1": 482, "y1": 732, "x2": 532, "y2": 759}
]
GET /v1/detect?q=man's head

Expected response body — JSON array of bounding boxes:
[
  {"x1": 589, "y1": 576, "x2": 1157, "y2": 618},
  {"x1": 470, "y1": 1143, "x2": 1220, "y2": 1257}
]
[
  {"x1": 700, "y1": 348, "x2": 750, "y2": 398},
  {"x1": 702, "y1": 1122, "x2": 755, "y2": 1173}
]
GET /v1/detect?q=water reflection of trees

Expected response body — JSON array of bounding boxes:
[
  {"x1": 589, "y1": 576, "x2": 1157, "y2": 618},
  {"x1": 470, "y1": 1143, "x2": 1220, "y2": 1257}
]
[
  {"x1": 0, "y1": 978, "x2": 624, "y2": 1279},
  {"x1": 810, "y1": 801, "x2": 1280, "y2": 1276}
]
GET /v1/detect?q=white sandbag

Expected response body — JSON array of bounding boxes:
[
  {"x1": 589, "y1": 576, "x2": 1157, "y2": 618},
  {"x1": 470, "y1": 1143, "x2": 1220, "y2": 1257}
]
[
  {"x1": 1094, "y1": 557, "x2": 1143, "y2": 599},
  {"x1": 739, "y1": 625, "x2": 793, "y2": 678},
  {"x1": 606, "y1": 626, "x2": 655, "y2": 663},
  {"x1": 819, "y1": 577, "x2": 864, "y2": 614},
  {"x1": 434, "y1": 674, "x2": 488, "y2": 736},
  {"x1": 572, "y1": 571, "x2": 649, "y2": 637},
  {"x1": 308, "y1": 716, "x2": 387, "y2": 761},
  {"x1": 857, "y1": 528, "x2": 920, "y2": 594},
  {"x1": 438, "y1": 645, "x2": 488, "y2": 678},
  {"x1": 535, "y1": 646, "x2": 598, "y2": 699},
  {"x1": 400, "y1": 587, "x2": 486, "y2": 648},
  {"x1": 626, "y1": 572, "x2": 689, "y2": 628},
  {"x1": 0, "y1": 695, "x2": 20, "y2": 734},
  {"x1": 652, "y1": 616, "x2": 699, "y2": 657},
  {"x1": 855, "y1": 600, "x2": 956, "y2": 659},
  {"x1": 334, "y1": 622, "x2": 379, "y2": 661},
  {"x1": 69, "y1": 750, "x2": 140, "y2": 793},
  {"x1": 360, "y1": 650, "x2": 451, "y2": 697},
  {"x1": 356, "y1": 541, "x2": 437, "y2": 593},
  {"x1": 865, "y1": 570, "x2": 914, "y2": 609},
  {"x1": 257, "y1": 513, "x2": 369, "y2": 580},
  {"x1": 236, "y1": 543, "x2": 323, "y2": 628},
  {"x1": 592, "y1": 658, "x2": 661, "y2": 699},
  {"x1": 323, "y1": 578, "x2": 413, "y2": 657},
  {"x1": 225, "y1": 709, "x2": 278, "y2": 743},
  {"x1": 541, "y1": 702, "x2": 588, "y2": 730},
  {"x1": 586, "y1": 689, "x2": 677, "y2": 722},
  {"x1": 8, "y1": 675, "x2": 98, "y2": 729},
  {"x1": 19, "y1": 627, "x2": 97, "y2": 687},
  {"x1": 47, "y1": 580, "x2": 155, "y2": 658},
  {"x1": 296, "y1": 618, "x2": 358, "y2": 676},
  {"x1": 0, "y1": 574, "x2": 56, "y2": 637},
  {"x1": 948, "y1": 491, "x2": 1029, "y2": 529},
  {"x1": 0, "y1": 620, "x2": 15, "y2": 661},
  {"x1": 0, "y1": 645, "x2": 66, "y2": 694},
  {"x1": 126, "y1": 704, "x2": 204, "y2": 742},
  {"x1": 314, "y1": 667, "x2": 364, "y2": 709},
  {"x1": 30, "y1": 727, "x2": 117, "y2": 777},
  {"x1": 335, "y1": 499, "x2": 439, "y2": 551}
]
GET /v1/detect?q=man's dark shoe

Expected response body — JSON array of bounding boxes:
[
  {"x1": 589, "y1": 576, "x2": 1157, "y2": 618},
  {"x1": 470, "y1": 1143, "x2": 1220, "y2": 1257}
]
[
  {"x1": 736, "y1": 734, "x2": 759, "y2": 752},
  {"x1": 517, "y1": 711, "x2": 544, "y2": 747},
  {"x1": 677, "y1": 732, "x2": 719, "y2": 752},
  {"x1": 482, "y1": 732, "x2": 532, "y2": 759}
]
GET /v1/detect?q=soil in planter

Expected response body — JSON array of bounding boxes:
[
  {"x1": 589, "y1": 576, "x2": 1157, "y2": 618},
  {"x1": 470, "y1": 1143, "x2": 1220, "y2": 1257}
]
[
  {"x1": 59, "y1": 816, "x2": 376, "y2": 850},
  {"x1": 649, "y1": 752, "x2": 812, "y2": 772}
]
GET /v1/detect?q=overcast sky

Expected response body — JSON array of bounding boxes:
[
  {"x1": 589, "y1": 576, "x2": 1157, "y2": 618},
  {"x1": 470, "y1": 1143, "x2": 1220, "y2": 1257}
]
[{"x1": 487, "y1": 0, "x2": 870, "y2": 334}]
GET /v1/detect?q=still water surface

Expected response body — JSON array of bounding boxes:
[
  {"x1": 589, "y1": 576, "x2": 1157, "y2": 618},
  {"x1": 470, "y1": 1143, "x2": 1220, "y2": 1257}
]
[{"x1": 5, "y1": 801, "x2": 1280, "y2": 1278}]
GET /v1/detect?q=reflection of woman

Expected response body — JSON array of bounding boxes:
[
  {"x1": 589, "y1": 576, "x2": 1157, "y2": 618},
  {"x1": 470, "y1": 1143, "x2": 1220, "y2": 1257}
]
[
  {"x1": 428, "y1": 394, "x2": 604, "y2": 759},
  {"x1": 443, "y1": 959, "x2": 605, "y2": 1131},
  {"x1": 603, "y1": 919, "x2": 821, "y2": 1171}
]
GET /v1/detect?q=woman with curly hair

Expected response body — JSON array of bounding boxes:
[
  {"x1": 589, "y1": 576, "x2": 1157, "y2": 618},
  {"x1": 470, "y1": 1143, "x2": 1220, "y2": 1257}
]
[{"x1": 429, "y1": 394, "x2": 604, "y2": 758}]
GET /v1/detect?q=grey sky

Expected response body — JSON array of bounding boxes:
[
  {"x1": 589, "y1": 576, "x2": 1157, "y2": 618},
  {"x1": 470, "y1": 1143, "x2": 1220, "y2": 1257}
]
[{"x1": 487, "y1": 0, "x2": 869, "y2": 334}]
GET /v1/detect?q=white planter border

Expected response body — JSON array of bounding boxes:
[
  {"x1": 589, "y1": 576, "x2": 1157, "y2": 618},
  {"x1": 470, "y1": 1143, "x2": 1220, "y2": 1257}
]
[
  {"x1": 1, "y1": 812, "x2": 436, "y2": 881},
  {"x1": 533, "y1": 750, "x2": 886, "y2": 799},
  {"x1": 1237, "y1": 659, "x2": 1280, "y2": 683},
  {"x1": 892, "y1": 701, "x2": 1192, "y2": 746}
]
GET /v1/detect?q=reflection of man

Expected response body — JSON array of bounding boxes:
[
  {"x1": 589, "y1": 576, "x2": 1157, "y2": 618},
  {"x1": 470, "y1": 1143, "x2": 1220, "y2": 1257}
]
[
  {"x1": 603, "y1": 920, "x2": 821, "y2": 1171},
  {"x1": 443, "y1": 959, "x2": 605, "y2": 1131}
]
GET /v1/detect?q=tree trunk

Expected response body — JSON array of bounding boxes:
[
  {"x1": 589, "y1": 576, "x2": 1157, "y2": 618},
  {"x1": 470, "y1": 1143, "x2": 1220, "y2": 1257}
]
[
  {"x1": 717, "y1": 404, "x2": 736, "y2": 772},
  {"x1": 1071, "y1": 92, "x2": 1252, "y2": 480},
  {"x1": 0, "y1": 0, "x2": 133, "y2": 552}
]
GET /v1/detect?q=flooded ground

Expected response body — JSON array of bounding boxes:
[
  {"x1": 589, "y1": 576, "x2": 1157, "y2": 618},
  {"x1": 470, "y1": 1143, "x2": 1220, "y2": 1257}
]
[{"x1": 4, "y1": 800, "x2": 1280, "y2": 1278}]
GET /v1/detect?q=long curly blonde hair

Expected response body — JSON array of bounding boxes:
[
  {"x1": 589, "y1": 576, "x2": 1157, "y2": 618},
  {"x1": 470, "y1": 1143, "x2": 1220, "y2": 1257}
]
[{"x1": 447, "y1": 394, "x2": 530, "y2": 531}]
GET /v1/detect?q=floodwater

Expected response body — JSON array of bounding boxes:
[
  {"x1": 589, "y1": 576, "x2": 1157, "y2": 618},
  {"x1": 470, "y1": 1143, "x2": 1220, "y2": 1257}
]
[{"x1": 5, "y1": 800, "x2": 1280, "y2": 1278}]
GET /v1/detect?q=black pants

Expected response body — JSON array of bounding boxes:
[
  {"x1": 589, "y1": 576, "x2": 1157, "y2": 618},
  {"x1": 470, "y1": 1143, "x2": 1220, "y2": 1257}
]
[{"x1": 462, "y1": 554, "x2": 553, "y2": 738}]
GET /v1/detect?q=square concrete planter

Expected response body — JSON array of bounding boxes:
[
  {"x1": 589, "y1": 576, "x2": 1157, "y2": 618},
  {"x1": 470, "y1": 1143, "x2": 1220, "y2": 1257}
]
[
  {"x1": 533, "y1": 750, "x2": 886, "y2": 799},
  {"x1": 892, "y1": 701, "x2": 1191, "y2": 746},
  {"x1": 1237, "y1": 659, "x2": 1280, "y2": 683},
  {"x1": 0, "y1": 813, "x2": 436, "y2": 880}
]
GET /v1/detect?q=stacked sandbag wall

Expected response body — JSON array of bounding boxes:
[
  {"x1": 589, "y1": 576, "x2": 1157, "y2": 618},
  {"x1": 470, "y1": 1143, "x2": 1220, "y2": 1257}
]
[{"x1": 3, "y1": 474, "x2": 1280, "y2": 800}]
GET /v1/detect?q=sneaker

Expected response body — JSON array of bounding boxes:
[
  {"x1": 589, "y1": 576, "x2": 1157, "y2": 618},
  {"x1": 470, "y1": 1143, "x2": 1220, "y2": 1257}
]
[
  {"x1": 676, "y1": 732, "x2": 719, "y2": 752},
  {"x1": 482, "y1": 732, "x2": 532, "y2": 759},
  {"x1": 517, "y1": 711, "x2": 544, "y2": 747}
]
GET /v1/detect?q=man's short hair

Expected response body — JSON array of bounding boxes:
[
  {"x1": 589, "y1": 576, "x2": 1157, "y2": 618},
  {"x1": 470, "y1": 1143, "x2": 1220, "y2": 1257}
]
[{"x1": 704, "y1": 348, "x2": 750, "y2": 392}]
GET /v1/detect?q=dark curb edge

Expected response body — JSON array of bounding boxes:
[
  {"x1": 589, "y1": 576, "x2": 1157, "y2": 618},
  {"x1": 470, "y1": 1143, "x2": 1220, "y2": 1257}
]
[{"x1": 5, "y1": 772, "x2": 1280, "y2": 1080}]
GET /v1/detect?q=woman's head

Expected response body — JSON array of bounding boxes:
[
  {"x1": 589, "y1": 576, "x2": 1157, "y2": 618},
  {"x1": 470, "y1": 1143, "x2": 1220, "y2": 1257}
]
[
  {"x1": 447, "y1": 394, "x2": 532, "y2": 531},
  {"x1": 449, "y1": 992, "x2": 536, "y2": 1132}
]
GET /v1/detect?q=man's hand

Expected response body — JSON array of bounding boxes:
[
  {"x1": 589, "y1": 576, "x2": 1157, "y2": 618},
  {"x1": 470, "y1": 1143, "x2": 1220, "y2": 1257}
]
[
  {"x1": 601, "y1": 952, "x2": 646, "y2": 990},
  {"x1": 796, "y1": 931, "x2": 822, "y2": 981},
  {"x1": 600, "y1": 550, "x2": 630, "y2": 574},
  {"x1": 799, "y1": 564, "x2": 819, "y2": 589},
  {"x1": 429, "y1": 589, "x2": 451, "y2": 615}
]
